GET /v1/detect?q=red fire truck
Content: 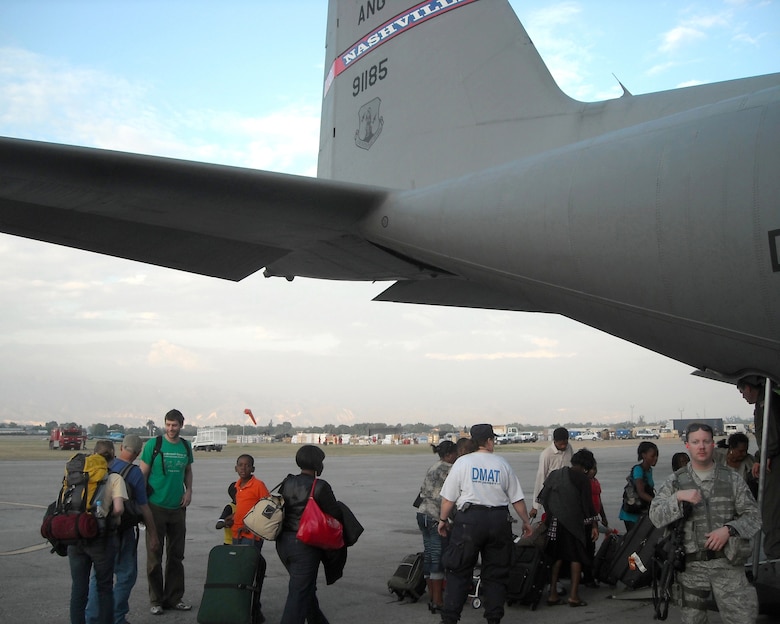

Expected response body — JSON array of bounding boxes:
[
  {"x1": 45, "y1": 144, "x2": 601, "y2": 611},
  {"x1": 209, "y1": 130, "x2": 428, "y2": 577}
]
[{"x1": 49, "y1": 424, "x2": 87, "y2": 450}]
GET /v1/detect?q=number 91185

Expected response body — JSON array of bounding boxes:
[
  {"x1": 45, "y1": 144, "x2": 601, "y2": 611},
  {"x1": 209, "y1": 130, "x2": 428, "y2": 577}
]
[{"x1": 353, "y1": 59, "x2": 388, "y2": 97}]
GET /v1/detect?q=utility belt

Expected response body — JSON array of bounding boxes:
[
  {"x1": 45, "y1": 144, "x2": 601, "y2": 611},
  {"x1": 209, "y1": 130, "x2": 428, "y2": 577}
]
[{"x1": 684, "y1": 549, "x2": 726, "y2": 563}]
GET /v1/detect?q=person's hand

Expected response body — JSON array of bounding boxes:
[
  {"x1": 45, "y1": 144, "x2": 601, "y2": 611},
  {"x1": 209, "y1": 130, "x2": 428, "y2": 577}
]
[
  {"x1": 528, "y1": 508, "x2": 537, "y2": 519},
  {"x1": 437, "y1": 520, "x2": 450, "y2": 537},
  {"x1": 224, "y1": 514, "x2": 234, "y2": 528},
  {"x1": 676, "y1": 489, "x2": 701, "y2": 506},
  {"x1": 521, "y1": 521, "x2": 533, "y2": 538},
  {"x1": 704, "y1": 526, "x2": 730, "y2": 551},
  {"x1": 181, "y1": 489, "x2": 193, "y2": 508},
  {"x1": 148, "y1": 532, "x2": 161, "y2": 553},
  {"x1": 752, "y1": 462, "x2": 761, "y2": 479}
]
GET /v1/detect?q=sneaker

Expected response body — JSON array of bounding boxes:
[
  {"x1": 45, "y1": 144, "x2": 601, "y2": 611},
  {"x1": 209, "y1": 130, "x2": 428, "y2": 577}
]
[
  {"x1": 150, "y1": 605, "x2": 163, "y2": 615},
  {"x1": 215, "y1": 519, "x2": 225, "y2": 529},
  {"x1": 171, "y1": 602, "x2": 192, "y2": 611}
]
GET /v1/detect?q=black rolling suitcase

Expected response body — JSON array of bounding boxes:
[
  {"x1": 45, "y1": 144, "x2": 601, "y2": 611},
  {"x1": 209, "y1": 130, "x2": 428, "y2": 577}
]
[
  {"x1": 593, "y1": 531, "x2": 623, "y2": 585},
  {"x1": 606, "y1": 515, "x2": 664, "y2": 588},
  {"x1": 387, "y1": 552, "x2": 426, "y2": 601},
  {"x1": 198, "y1": 544, "x2": 266, "y2": 624},
  {"x1": 506, "y1": 542, "x2": 551, "y2": 610}
]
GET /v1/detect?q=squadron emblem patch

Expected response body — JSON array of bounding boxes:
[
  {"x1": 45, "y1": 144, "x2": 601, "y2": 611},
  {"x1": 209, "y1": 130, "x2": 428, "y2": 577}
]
[{"x1": 355, "y1": 98, "x2": 383, "y2": 150}]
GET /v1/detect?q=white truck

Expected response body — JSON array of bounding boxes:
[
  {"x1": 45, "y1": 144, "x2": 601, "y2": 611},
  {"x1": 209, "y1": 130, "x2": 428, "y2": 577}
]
[
  {"x1": 635, "y1": 428, "x2": 659, "y2": 439},
  {"x1": 724, "y1": 423, "x2": 748, "y2": 436},
  {"x1": 192, "y1": 427, "x2": 228, "y2": 452}
]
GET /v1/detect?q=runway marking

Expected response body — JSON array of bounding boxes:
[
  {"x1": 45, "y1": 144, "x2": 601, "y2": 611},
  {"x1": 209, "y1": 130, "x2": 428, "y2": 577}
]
[
  {"x1": 0, "y1": 501, "x2": 47, "y2": 509},
  {"x1": 0, "y1": 501, "x2": 51, "y2": 554},
  {"x1": 0, "y1": 543, "x2": 50, "y2": 556}
]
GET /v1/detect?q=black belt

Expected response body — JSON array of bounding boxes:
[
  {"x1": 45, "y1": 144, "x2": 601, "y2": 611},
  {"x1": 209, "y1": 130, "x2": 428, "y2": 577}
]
[
  {"x1": 685, "y1": 550, "x2": 726, "y2": 563},
  {"x1": 462, "y1": 505, "x2": 508, "y2": 512}
]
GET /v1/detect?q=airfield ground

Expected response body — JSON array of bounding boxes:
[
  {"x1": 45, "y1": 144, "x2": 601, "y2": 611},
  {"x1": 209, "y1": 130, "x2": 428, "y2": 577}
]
[{"x1": 0, "y1": 437, "x2": 773, "y2": 623}]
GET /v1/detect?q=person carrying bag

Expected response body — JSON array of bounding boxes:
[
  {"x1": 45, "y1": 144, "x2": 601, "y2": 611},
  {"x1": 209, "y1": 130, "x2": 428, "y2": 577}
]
[{"x1": 275, "y1": 445, "x2": 347, "y2": 624}]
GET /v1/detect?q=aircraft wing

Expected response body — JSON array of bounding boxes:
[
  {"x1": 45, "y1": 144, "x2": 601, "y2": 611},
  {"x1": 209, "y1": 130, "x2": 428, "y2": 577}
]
[{"x1": 0, "y1": 136, "x2": 426, "y2": 282}]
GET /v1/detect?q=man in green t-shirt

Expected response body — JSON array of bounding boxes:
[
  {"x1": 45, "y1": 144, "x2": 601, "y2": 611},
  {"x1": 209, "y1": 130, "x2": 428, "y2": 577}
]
[{"x1": 140, "y1": 409, "x2": 194, "y2": 615}]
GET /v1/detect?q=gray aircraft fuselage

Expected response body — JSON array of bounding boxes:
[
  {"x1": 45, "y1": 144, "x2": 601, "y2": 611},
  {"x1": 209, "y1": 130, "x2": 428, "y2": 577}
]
[{"x1": 0, "y1": 0, "x2": 778, "y2": 385}]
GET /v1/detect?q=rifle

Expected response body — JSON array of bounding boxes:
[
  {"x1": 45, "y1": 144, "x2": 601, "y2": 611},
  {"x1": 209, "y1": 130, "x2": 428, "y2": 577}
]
[{"x1": 652, "y1": 502, "x2": 692, "y2": 620}]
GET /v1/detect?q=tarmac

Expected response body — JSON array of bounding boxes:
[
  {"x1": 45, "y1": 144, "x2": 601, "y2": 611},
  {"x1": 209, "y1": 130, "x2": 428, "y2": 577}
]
[{"x1": 0, "y1": 440, "x2": 776, "y2": 623}]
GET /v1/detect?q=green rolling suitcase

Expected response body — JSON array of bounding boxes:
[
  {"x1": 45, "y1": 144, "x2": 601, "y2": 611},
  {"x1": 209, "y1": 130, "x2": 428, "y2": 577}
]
[{"x1": 197, "y1": 544, "x2": 266, "y2": 624}]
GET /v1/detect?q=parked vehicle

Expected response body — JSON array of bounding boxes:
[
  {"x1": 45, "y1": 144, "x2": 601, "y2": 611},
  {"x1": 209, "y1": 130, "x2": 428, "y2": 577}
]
[
  {"x1": 724, "y1": 423, "x2": 748, "y2": 436},
  {"x1": 575, "y1": 430, "x2": 600, "y2": 441},
  {"x1": 49, "y1": 425, "x2": 87, "y2": 450},
  {"x1": 615, "y1": 429, "x2": 632, "y2": 440},
  {"x1": 193, "y1": 427, "x2": 228, "y2": 452},
  {"x1": 635, "y1": 429, "x2": 659, "y2": 439},
  {"x1": 518, "y1": 431, "x2": 538, "y2": 443}
]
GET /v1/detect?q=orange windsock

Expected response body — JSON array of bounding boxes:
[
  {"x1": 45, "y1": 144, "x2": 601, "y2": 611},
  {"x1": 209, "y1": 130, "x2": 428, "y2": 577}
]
[{"x1": 244, "y1": 408, "x2": 256, "y2": 425}]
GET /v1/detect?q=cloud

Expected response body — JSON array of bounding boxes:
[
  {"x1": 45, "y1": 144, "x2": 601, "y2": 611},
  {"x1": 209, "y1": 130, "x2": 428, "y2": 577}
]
[
  {"x1": 524, "y1": 3, "x2": 598, "y2": 99},
  {"x1": 0, "y1": 46, "x2": 320, "y2": 176},
  {"x1": 660, "y1": 26, "x2": 706, "y2": 53},
  {"x1": 425, "y1": 349, "x2": 574, "y2": 361},
  {"x1": 147, "y1": 339, "x2": 204, "y2": 371}
]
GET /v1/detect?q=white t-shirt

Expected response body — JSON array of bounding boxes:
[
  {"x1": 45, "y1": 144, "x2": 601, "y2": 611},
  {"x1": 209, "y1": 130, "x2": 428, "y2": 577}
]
[
  {"x1": 107, "y1": 472, "x2": 128, "y2": 501},
  {"x1": 440, "y1": 451, "x2": 525, "y2": 510}
]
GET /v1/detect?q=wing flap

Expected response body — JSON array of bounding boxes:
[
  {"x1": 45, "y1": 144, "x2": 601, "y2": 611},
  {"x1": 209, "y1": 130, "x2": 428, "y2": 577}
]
[
  {"x1": 0, "y1": 136, "x2": 424, "y2": 281},
  {"x1": 374, "y1": 277, "x2": 547, "y2": 312}
]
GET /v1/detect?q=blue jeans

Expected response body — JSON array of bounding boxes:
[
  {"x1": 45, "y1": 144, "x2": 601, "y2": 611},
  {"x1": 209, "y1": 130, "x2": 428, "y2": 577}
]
[
  {"x1": 417, "y1": 513, "x2": 446, "y2": 579},
  {"x1": 69, "y1": 536, "x2": 117, "y2": 624},
  {"x1": 85, "y1": 528, "x2": 138, "y2": 624},
  {"x1": 275, "y1": 531, "x2": 329, "y2": 624}
]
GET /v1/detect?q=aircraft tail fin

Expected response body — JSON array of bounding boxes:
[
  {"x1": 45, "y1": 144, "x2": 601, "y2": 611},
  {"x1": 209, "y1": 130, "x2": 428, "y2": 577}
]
[{"x1": 318, "y1": 0, "x2": 577, "y2": 189}]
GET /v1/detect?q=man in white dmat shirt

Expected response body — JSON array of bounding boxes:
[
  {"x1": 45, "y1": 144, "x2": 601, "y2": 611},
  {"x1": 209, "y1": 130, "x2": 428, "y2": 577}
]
[{"x1": 436, "y1": 424, "x2": 532, "y2": 624}]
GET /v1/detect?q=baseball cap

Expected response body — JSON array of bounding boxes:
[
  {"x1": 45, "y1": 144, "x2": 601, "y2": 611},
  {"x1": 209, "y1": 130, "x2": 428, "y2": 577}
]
[{"x1": 470, "y1": 424, "x2": 495, "y2": 440}]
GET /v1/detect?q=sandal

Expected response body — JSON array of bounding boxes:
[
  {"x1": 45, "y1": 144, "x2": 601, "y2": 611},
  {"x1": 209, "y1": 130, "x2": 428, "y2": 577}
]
[
  {"x1": 546, "y1": 598, "x2": 564, "y2": 606},
  {"x1": 568, "y1": 599, "x2": 588, "y2": 607}
]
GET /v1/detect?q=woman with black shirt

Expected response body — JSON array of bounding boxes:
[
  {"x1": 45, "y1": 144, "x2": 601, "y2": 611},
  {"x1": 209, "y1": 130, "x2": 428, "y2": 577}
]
[{"x1": 276, "y1": 445, "x2": 344, "y2": 624}]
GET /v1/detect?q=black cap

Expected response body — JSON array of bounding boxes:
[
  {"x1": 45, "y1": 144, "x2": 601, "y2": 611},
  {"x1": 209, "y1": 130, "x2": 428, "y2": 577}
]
[{"x1": 470, "y1": 424, "x2": 495, "y2": 440}]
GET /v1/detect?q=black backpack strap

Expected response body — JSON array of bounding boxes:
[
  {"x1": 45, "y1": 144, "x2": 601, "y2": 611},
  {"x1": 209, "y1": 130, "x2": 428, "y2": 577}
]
[
  {"x1": 117, "y1": 462, "x2": 137, "y2": 496},
  {"x1": 148, "y1": 435, "x2": 165, "y2": 475},
  {"x1": 182, "y1": 437, "x2": 193, "y2": 464}
]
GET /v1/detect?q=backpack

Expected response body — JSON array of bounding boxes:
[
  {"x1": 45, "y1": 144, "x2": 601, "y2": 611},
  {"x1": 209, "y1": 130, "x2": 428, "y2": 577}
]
[
  {"x1": 622, "y1": 464, "x2": 649, "y2": 514},
  {"x1": 387, "y1": 552, "x2": 426, "y2": 602},
  {"x1": 146, "y1": 435, "x2": 193, "y2": 497},
  {"x1": 40, "y1": 453, "x2": 111, "y2": 555},
  {"x1": 115, "y1": 462, "x2": 144, "y2": 533}
]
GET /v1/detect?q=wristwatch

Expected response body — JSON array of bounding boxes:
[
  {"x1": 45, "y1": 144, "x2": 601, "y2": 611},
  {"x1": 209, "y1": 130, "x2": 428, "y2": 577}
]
[{"x1": 726, "y1": 525, "x2": 739, "y2": 537}]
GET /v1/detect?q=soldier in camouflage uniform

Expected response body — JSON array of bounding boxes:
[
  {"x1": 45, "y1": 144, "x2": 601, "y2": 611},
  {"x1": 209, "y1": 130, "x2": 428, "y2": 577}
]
[{"x1": 649, "y1": 422, "x2": 760, "y2": 624}]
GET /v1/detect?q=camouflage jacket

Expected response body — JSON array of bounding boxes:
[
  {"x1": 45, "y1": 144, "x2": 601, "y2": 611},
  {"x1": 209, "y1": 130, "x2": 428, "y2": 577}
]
[
  {"x1": 417, "y1": 459, "x2": 453, "y2": 519},
  {"x1": 649, "y1": 462, "x2": 761, "y2": 555}
]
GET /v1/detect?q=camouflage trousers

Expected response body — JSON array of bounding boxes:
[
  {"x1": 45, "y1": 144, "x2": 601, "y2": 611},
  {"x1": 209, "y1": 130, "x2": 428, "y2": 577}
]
[{"x1": 677, "y1": 559, "x2": 757, "y2": 624}]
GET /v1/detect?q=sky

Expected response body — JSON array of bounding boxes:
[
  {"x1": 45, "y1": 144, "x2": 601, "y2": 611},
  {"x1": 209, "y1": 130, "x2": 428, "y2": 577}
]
[{"x1": 1, "y1": 1, "x2": 778, "y2": 430}]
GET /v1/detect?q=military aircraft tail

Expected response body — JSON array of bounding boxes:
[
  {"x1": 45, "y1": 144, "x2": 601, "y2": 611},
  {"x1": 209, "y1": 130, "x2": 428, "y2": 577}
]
[
  {"x1": 317, "y1": 0, "x2": 577, "y2": 189},
  {"x1": 318, "y1": 0, "x2": 780, "y2": 193}
]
